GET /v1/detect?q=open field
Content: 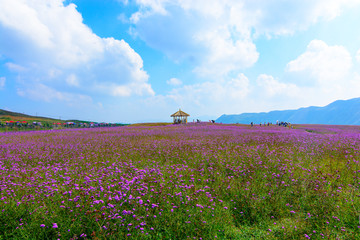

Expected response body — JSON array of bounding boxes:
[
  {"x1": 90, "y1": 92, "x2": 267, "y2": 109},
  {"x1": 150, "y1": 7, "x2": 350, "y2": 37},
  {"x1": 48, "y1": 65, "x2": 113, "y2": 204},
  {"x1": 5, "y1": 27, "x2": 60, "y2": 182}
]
[{"x1": 0, "y1": 124, "x2": 359, "y2": 239}]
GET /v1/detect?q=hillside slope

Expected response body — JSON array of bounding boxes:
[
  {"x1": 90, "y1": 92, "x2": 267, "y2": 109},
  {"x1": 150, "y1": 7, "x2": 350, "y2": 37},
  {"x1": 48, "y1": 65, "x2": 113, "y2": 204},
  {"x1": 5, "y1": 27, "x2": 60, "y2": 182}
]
[{"x1": 0, "y1": 109, "x2": 59, "y2": 122}]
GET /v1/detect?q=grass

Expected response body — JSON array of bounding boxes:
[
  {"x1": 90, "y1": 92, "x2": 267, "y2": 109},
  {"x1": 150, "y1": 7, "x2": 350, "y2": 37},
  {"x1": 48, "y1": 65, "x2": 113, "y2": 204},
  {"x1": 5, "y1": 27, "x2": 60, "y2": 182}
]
[{"x1": 0, "y1": 124, "x2": 359, "y2": 239}]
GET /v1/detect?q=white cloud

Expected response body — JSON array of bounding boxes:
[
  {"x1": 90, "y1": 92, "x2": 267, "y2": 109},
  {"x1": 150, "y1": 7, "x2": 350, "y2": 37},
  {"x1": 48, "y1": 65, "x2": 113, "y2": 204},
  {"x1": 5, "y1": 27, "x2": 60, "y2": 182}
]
[
  {"x1": 5, "y1": 62, "x2": 27, "y2": 72},
  {"x1": 117, "y1": 0, "x2": 129, "y2": 5},
  {"x1": 17, "y1": 83, "x2": 92, "y2": 104},
  {"x1": 94, "y1": 80, "x2": 154, "y2": 97},
  {"x1": 130, "y1": 0, "x2": 259, "y2": 79},
  {"x1": 0, "y1": 0, "x2": 154, "y2": 103},
  {"x1": 246, "y1": 0, "x2": 360, "y2": 36},
  {"x1": 167, "y1": 77, "x2": 182, "y2": 86},
  {"x1": 256, "y1": 74, "x2": 300, "y2": 97},
  {"x1": 0, "y1": 0, "x2": 101, "y2": 66},
  {"x1": 111, "y1": 85, "x2": 132, "y2": 97},
  {"x1": 287, "y1": 40, "x2": 352, "y2": 85},
  {"x1": 283, "y1": 40, "x2": 360, "y2": 107},
  {"x1": 117, "y1": 13, "x2": 129, "y2": 23},
  {"x1": 131, "y1": 0, "x2": 168, "y2": 23},
  {"x1": 0, "y1": 0, "x2": 53, "y2": 49},
  {"x1": 0, "y1": 77, "x2": 5, "y2": 89},
  {"x1": 129, "y1": 0, "x2": 360, "y2": 79},
  {"x1": 227, "y1": 73, "x2": 250, "y2": 99},
  {"x1": 193, "y1": 30, "x2": 258, "y2": 78},
  {"x1": 169, "y1": 73, "x2": 249, "y2": 103},
  {"x1": 356, "y1": 49, "x2": 360, "y2": 63},
  {"x1": 159, "y1": 73, "x2": 250, "y2": 116},
  {"x1": 66, "y1": 74, "x2": 79, "y2": 87}
]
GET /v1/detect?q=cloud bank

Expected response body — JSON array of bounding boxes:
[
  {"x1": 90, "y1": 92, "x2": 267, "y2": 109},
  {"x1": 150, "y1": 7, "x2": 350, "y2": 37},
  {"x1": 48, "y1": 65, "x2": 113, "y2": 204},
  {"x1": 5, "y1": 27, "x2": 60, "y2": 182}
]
[
  {"x1": 127, "y1": 0, "x2": 360, "y2": 118},
  {"x1": 0, "y1": 0, "x2": 154, "y2": 104},
  {"x1": 126, "y1": 0, "x2": 360, "y2": 118},
  {"x1": 129, "y1": 0, "x2": 360, "y2": 79}
]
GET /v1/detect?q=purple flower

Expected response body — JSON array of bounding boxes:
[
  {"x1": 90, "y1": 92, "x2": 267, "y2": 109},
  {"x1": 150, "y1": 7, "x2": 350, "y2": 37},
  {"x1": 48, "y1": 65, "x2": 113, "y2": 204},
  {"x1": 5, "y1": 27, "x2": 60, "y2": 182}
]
[
  {"x1": 40, "y1": 224, "x2": 45, "y2": 227},
  {"x1": 52, "y1": 223, "x2": 58, "y2": 228}
]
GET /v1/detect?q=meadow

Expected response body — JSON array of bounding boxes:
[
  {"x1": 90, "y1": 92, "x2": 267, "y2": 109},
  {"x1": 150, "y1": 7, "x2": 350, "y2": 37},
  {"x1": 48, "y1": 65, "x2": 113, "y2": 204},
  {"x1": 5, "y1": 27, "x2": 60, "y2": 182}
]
[{"x1": 0, "y1": 124, "x2": 359, "y2": 239}]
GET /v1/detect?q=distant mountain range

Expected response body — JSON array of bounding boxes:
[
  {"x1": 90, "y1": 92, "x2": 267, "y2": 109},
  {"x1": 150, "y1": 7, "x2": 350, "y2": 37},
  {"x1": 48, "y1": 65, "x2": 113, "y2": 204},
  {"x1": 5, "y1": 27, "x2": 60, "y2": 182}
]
[{"x1": 216, "y1": 97, "x2": 360, "y2": 125}]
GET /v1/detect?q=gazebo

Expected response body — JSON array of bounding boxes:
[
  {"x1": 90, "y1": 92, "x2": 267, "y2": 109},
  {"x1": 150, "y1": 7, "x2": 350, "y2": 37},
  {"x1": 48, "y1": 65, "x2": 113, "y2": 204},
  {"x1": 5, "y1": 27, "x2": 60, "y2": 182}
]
[{"x1": 171, "y1": 109, "x2": 190, "y2": 124}]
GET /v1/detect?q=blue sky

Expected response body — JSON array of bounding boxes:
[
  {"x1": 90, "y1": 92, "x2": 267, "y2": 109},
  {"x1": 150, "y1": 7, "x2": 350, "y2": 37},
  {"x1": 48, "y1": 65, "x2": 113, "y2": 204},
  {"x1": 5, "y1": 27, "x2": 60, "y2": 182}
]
[{"x1": 1, "y1": 0, "x2": 360, "y2": 123}]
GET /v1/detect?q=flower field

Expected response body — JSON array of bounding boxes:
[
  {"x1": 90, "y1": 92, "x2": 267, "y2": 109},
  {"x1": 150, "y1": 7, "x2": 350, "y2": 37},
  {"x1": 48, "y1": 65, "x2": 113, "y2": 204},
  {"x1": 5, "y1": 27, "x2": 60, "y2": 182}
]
[{"x1": 0, "y1": 124, "x2": 359, "y2": 239}]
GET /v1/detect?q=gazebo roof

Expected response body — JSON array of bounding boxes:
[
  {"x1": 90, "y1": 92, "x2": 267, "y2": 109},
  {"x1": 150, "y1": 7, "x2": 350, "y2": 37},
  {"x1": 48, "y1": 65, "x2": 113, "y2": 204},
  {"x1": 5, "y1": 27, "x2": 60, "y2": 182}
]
[{"x1": 171, "y1": 109, "x2": 190, "y2": 117}]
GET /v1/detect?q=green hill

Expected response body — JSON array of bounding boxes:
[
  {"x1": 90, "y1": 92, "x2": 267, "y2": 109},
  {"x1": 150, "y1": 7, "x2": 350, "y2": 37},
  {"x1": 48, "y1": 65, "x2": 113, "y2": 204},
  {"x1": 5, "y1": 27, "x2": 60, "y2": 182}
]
[{"x1": 0, "y1": 109, "x2": 61, "y2": 123}]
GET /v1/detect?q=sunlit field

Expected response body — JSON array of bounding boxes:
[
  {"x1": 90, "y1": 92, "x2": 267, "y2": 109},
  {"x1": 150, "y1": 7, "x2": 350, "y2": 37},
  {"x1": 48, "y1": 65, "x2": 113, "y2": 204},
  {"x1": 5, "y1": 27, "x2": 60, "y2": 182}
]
[{"x1": 0, "y1": 124, "x2": 359, "y2": 239}]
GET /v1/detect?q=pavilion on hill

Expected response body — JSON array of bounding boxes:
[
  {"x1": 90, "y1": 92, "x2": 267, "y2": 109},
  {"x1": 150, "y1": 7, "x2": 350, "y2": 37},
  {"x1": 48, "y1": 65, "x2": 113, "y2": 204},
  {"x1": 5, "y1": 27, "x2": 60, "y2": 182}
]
[{"x1": 171, "y1": 109, "x2": 190, "y2": 124}]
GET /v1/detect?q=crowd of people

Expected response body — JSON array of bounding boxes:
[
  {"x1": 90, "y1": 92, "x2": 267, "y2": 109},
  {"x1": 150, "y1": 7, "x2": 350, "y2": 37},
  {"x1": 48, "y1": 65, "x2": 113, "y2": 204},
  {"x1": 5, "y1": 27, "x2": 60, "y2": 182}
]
[
  {"x1": 250, "y1": 120, "x2": 292, "y2": 128},
  {"x1": 276, "y1": 121, "x2": 292, "y2": 127}
]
